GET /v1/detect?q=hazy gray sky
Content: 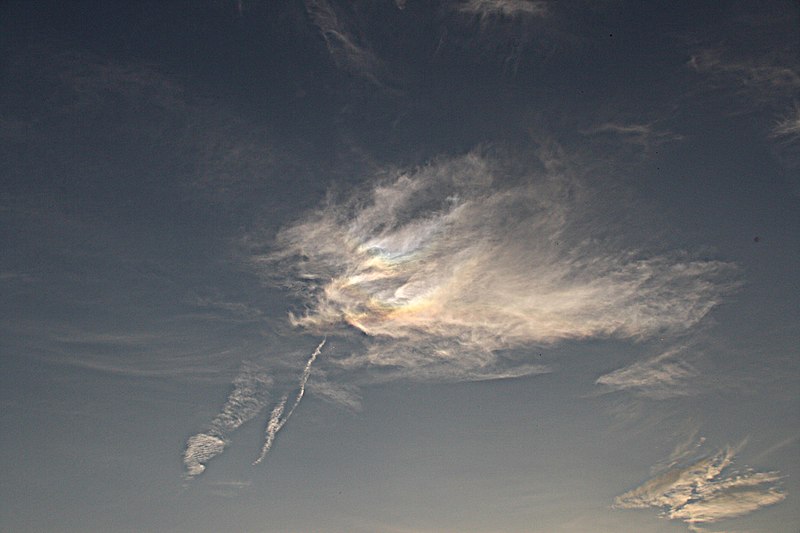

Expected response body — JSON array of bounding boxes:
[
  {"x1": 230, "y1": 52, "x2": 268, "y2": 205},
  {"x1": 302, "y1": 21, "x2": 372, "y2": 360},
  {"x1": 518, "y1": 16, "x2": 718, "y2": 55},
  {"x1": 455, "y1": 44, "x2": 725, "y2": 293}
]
[{"x1": 1, "y1": 1, "x2": 798, "y2": 532}]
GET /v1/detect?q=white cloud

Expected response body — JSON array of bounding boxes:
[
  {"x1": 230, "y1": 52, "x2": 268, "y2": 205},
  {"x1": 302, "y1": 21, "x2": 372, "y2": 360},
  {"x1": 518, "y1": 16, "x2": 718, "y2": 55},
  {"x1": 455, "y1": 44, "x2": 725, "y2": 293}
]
[
  {"x1": 456, "y1": 0, "x2": 549, "y2": 19},
  {"x1": 772, "y1": 104, "x2": 800, "y2": 138},
  {"x1": 304, "y1": 0, "x2": 385, "y2": 87},
  {"x1": 257, "y1": 151, "x2": 734, "y2": 383},
  {"x1": 253, "y1": 338, "x2": 326, "y2": 465},
  {"x1": 595, "y1": 345, "x2": 699, "y2": 399},
  {"x1": 614, "y1": 441, "x2": 786, "y2": 527},
  {"x1": 183, "y1": 433, "x2": 226, "y2": 477},
  {"x1": 183, "y1": 362, "x2": 271, "y2": 478}
]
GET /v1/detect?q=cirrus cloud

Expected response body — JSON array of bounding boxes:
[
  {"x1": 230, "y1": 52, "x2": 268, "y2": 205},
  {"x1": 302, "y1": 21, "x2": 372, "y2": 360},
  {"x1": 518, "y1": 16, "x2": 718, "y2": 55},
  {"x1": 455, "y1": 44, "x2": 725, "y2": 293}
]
[{"x1": 614, "y1": 441, "x2": 786, "y2": 529}]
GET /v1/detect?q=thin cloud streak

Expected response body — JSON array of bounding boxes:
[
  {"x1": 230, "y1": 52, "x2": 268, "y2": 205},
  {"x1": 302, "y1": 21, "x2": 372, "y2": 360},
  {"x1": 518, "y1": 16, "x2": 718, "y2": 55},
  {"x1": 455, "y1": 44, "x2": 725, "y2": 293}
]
[
  {"x1": 253, "y1": 338, "x2": 326, "y2": 465},
  {"x1": 582, "y1": 122, "x2": 684, "y2": 152},
  {"x1": 772, "y1": 104, "x2": 800, "y2": 138},
  {"x1": 456, "y1": 0, "x2": 549, "y2": 19},
  {"x1": 751, "y1": 434, "x2": 800, "y2": 465},
  {"x1": 253, "y1": 395, "x2": 288, "y2": 467},
  {"x1": 595, "y1": 345, "x2": 699, "y2": 399},
  {"x1": 614, "y1": 441, "x2": 786, "y2": 528},
  {"x1": 688, "y1": 49, "x2": 800, "y2": 92},
  {"x1": 304, "y1": 0, "x2": 385, "y2": 88},
  {"x1": 260, "y1": 152, "x2": 735, "y2": 382}
]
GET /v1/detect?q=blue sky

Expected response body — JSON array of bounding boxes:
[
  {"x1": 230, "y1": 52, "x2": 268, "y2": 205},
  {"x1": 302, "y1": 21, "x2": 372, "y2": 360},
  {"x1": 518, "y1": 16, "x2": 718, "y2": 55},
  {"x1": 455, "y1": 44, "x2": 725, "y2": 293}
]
[{"x1": 1, "y1": 1, "x2": 798, "y2": 531}]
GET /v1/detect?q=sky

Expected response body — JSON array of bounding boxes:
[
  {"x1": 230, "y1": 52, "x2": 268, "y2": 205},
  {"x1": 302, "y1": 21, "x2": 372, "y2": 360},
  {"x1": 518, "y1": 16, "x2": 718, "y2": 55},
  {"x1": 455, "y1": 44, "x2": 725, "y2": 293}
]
[{"x1": 1, "y1": 1, "x2": 798, "y2": 532}]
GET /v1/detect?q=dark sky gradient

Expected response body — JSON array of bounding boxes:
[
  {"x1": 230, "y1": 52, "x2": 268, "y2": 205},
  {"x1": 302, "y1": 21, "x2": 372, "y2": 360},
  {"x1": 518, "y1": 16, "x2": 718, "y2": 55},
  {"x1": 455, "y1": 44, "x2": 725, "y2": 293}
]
[{"x1": 2, "y1": 1, "x2": 798, "y2": 532}]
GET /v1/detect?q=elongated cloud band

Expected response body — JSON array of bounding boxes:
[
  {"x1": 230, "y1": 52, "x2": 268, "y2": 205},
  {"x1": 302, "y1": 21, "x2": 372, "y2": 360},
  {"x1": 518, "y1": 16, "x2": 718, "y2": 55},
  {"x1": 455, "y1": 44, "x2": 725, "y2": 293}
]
[
  {"x1": 253, "y1": 338, "x2": 326, "y2": 465},
  {"x1": 595, "y1": 345, "x2": 698, "y2": 399},
  {"x1": 260, "y1": 152, "x2": 734, "y2": 380},
  {"x1": 457, "y1": 0, "x2": 550, "y2": 19}
]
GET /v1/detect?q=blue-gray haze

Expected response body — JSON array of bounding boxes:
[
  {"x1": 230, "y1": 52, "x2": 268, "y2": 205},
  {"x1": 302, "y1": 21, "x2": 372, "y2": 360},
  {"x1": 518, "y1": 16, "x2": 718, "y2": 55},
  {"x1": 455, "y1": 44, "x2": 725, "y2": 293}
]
[{"x1": 1, "y1": 1, "x2": 798, "y2": 532}]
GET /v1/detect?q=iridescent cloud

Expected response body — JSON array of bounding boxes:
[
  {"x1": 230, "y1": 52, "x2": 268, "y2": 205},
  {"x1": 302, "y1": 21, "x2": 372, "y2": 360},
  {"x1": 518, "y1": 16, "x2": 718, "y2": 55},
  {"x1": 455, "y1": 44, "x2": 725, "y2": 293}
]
[{"x1": 261, "y1": 151, "x2": 734, "y2": 381}]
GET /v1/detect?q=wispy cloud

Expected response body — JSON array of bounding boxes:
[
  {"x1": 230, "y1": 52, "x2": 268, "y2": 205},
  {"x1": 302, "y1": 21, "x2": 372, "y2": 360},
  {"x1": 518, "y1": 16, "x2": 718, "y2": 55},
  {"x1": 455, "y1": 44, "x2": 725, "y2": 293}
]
[
  {"x1": 595, "y1": 345, "x2": 699, "y2": 399},
  {"x1": 20, "y1": 325, "x2": 240, "y2": 382},
  {"x1": 688, "y1": 46, "x2": 800, "y2": 161},
  {"x1": 183, "y1": 362, "x2": 272, "y2": 477},
  {"x1": 687, "y1": 45, "x2": 800, "y2": 174},
  {"x1": 582, "y1": 122, "x2": 684, "y2": 153},
  {"x1": 751, "y1": 434, "x2": 800, "y2": 465},
  {"x1": 614, "y1": 440, "x2": 786, "y2": 529},
  {"x1": 650, "y1": 429, "x2": 706, "y2": 475},
  {"x1": 207, "y1": 480, "x2": 253, "y2": 498},
  {"x1": 253, "y1": 338, "x2": 326, "y2": 465},
  {"x1": 191, "y1": 294, "x2": 265, "y2": 322},
  {"x1": 688, "y1": 48, "x2": 800, "y2": 93},
  {"x1": 441, "y1": 0, "x2": 559, "y2": 75},
  {"x1": 308, "y1": 372, "x2": 363, "y2": 411},
  {"x1": 257, "y1": 151, "x2": 734, "y2": 383},
  {"x1": 771, "y1": 104, "x2": 800, "y2": 138},
  {"x1": 304, "y1": 0, "x2": 386, "y2": 88},
  {"x1": 456, "y1": 0, "x2": 549, "y2": 19},
  {"x1": 54, "y1": 51, "x2": 187, "y2": 112}
]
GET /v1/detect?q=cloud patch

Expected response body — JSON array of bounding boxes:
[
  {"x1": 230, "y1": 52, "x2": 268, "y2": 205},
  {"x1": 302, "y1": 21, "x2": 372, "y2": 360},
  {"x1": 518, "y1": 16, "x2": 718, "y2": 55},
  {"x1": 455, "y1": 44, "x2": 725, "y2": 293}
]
[
  {"x1": 614, "y1": 441, "x2": 786, "y2": 528},
  {"x1": 183, "y1": 362, "x2": 271, "y2": 477}
]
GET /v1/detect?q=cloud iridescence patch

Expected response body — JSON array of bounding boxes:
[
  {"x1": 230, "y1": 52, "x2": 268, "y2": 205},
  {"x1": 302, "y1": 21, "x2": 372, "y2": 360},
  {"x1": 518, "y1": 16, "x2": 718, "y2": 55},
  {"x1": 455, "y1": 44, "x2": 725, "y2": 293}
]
[{"x1": 261, "y1": 153, "x2": 733, "y2": 380}]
